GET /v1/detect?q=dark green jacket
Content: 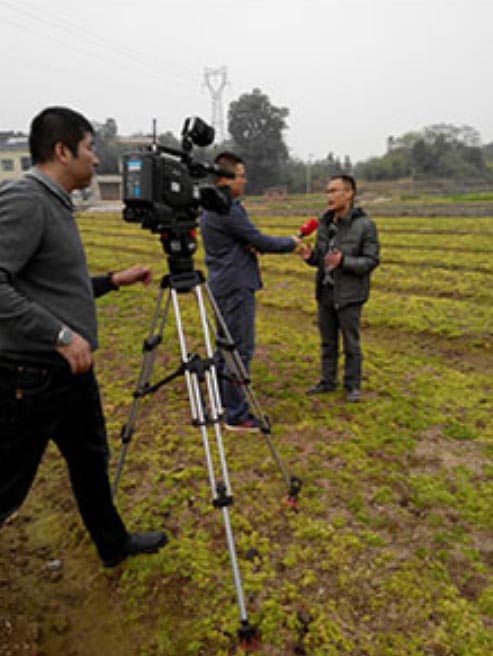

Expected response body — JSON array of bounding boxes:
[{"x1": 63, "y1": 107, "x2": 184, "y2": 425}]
[{"x1": 306, "y1": 207, "x2": 380, "y2": 308}]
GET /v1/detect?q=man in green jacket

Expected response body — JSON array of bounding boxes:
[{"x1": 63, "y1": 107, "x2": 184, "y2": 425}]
[{"x1": 300, "y1": 175, "x2": 380, "y2": 402}]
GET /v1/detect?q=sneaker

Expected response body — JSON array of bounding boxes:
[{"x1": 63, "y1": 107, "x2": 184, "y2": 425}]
[
  {"x1": 306, "y1": 381, "x2": 336, "y2": 395},
  {"x1": 224, "y1": 417, "x2": 261, "y2": 433},
  {"x1": 346, "y1": 388, "x2": 361, "y2": 403},
  {"x1": 102, "y1": 531, "x2": 168, "y2": 568}
]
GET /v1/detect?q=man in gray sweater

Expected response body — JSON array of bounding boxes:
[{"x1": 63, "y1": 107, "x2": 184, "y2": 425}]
[{"x1": 0, "y1": 106, "x2": 167, "y2": 567}]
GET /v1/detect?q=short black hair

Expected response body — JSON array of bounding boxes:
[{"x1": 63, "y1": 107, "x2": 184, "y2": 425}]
[
  {"x1": 329, "y1": 174, "x2": 357, "y2": 196},
  {"x1": 29, "y1": 106, "x2": 94, "y2": 164},
  {"x1": 214, "y1": 151, "x2": 244, "y2": 173}
]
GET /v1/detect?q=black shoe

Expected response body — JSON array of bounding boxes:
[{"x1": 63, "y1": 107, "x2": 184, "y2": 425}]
[
  {"x1": 102, "y1": 531, "x2": 168, "y2": 568},
  {"x1": 346, "y1": 388, "x2": 361, "y2": 403},
  {"x1": 306, "y1": 381, "x2": 336, "y2": 396}
]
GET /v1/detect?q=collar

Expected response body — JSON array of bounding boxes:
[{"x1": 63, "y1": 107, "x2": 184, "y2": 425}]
[
  {"x1": 323, "y1": 206, "x2": 364, "y2": 224},
  {"x1": 25, "y1": 168, "x2": 74, "y2": 211}
]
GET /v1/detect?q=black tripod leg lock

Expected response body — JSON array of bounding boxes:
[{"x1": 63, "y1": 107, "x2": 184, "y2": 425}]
[
  {"x1": 120, "y1": 423, "x2": 134, "y2": 445},
  {"x1": 143, "y1": 335, "x2": 161, "y2": 352},
  {"x1": 213, "y1": 482, "x2": 234, "y2": 508},
  {"x1": 215, "y1": 335, "x2": 237, "y2": 351}
]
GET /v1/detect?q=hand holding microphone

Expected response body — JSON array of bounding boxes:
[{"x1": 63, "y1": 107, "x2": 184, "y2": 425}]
[{"x1": 296, "y1": 217, "x2": 319, "y2": 258}]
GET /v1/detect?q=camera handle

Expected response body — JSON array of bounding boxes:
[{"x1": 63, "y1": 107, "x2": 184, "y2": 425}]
[{"x1": 112, "y1": 268, "x2": 301, "y2": 650}]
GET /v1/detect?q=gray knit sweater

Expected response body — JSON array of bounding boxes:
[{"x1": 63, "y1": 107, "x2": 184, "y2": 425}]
[{"x1": 0, "y1": 169, "x2": 110, "y2": 359}]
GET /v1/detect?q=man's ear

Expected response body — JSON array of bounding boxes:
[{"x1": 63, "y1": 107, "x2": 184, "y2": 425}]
[{"x1": 53, "y1": 141, "x2": 72, "y2": 164}]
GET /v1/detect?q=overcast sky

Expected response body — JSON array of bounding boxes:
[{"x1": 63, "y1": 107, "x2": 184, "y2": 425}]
[{"x1": 1, "y1": 0, "x2": 492, "y2": 163}]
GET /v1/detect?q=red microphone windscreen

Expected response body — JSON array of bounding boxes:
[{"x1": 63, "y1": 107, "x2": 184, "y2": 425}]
[{"x1": 297, "y1": 217, "x2": 319, "y2": 237}]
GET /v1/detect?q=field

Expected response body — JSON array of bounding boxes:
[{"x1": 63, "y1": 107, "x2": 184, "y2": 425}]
[{"x1": 1, "y1": 204, "x2": 493, "y2": 656}]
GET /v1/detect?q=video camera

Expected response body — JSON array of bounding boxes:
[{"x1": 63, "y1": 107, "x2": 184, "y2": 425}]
[{"x1": 122, "y1": 117, "x2": 233, "y2": 277}]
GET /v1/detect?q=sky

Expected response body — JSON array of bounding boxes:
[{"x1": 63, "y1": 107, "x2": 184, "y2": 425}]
[{"x1": 1, "y1": 0, "x2": 492, "y2": 164}]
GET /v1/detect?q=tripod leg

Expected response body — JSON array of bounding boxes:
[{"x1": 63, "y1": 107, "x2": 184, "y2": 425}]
[
  {"x1": 204, "y1": 283, "x2": 302, "y2": 505},
  {"x1": 171, "y1": 286, "x2": 259, "y2": 644},
  {"x1": 112, "y1": 285, "x2": 172, "y2": 496},
  {"x1": 194, "y1": 285, "x2": 234, "y2": 493}
]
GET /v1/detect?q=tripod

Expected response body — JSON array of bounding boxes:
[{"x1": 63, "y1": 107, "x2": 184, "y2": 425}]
[{"x1": 112, "y1": 252, "x2": 301, "y2": 649}]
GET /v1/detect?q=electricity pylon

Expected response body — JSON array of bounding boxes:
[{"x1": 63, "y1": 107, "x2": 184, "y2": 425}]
[{"x1": 203, "y1": 66, "x2": 229, "y2": 143}]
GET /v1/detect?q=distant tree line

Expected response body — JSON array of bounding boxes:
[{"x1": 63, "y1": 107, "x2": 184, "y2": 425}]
[
  {"x1": 93, "y1": 94, "x2": 493, "y2": 193},
  {"x1": 354, "y1": 124, "x2": 492, "y2": 183}
]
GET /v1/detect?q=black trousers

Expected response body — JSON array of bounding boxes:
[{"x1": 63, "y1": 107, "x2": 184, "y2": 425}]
[
  {"x1": 0, "y1": 360, "x2": 127, "y2": 561},
  {"x1": 317, "y1": 286, "x2": 363, "y2": 390}
]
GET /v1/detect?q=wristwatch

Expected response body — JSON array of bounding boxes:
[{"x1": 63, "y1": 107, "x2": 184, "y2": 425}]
[{"x1": 56, "y1": 326, "x2": 73, "y2": 347}]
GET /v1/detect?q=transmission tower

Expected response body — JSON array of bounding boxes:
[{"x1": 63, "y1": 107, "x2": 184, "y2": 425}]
[{"x1": 203, "y1": 66, "x2": 229, "y2": 142}]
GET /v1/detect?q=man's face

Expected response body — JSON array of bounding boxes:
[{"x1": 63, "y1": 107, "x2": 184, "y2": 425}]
[
  {"x1": 67, "y1": 133, "x2": 99, "y2": 190},
  {"x1": 325, "y1": 178, "x2": 353, "y2": 216},
  {"x1": 228, "y1": 163, "x2": 247, "y2": 198}
]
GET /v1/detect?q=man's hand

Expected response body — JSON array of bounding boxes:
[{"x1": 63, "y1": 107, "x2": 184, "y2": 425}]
[
  {"x1": 56, "y1": 331, "x2": 92, "y2": 374},
  {"x1": 291, "y1": 236, "x2": 302, "y2": 251},
  {"x1": 298, "y1": 244, "x2": 313, "y2": 260},
  {"x1": 324, "y1": 249, "x2": 343, "y2": 270},
  {"x1": 111, "y1": 266, "x2": 152, "y2": 288}
]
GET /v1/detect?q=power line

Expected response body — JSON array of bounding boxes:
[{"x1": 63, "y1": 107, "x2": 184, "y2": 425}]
[{"x1": 0, "y1": 0, "x2": 200, "y2": 91}]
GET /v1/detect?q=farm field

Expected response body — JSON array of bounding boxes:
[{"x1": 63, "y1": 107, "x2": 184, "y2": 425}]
[{"x1": 1, "y1": 208, "x2": 493, "y2": 656}]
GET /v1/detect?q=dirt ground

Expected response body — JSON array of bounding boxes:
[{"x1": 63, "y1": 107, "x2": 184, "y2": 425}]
[{"x1": 0, "y1": 459, "x2": 143, "y2": 656}]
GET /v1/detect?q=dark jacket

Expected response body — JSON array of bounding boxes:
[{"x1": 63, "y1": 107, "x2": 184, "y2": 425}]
[
  {"x1": 306, "y1": 206, "x2": 379, "y2": 308},
  {"x1": 200, "y1": 199, "x2": 295, "y2": 298}
]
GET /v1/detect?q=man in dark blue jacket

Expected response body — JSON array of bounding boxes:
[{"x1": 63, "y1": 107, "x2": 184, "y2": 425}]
[
  {"x1": 200, "y1": 152, "x2": 299, "y2": 431},
  {"x1": 300, "y1": 175, "x2": 379, "y2": 403}
]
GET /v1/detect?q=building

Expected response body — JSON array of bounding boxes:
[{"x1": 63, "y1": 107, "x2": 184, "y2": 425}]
[
  {"x1": 0, "y1": 134, "x2": 31, "y2": 186},
  {"x1": 95, "y1": 174, "x2": 121, "y2": 202}
]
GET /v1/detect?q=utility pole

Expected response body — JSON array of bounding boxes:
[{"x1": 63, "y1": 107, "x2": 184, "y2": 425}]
[
  {"x1": 203, "y1": 66, "x2": 229, "y2": 142},
  {"x1": 306, "y1": 153, "x2": 313, "y2": 196}
]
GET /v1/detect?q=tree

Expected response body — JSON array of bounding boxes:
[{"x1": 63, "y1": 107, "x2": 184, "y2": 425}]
[
  {"x1": 355, "y1": 123, "x2": 490, "y2": 182},
  {"x1": 93, "y1": 118, "x2": 119, "y2": 174},
  {"x1": 228, "y1": 88, "x2": 289, "y2": 193},
  {"x1": 157, "y1": 130, "x2": 180, "y2": 149}
]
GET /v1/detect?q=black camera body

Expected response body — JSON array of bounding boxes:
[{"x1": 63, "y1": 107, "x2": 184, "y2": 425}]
[
  {"x1": 123, "y1": 152, "x2": 195, "y2": 231},
  {"x1": 121, "y1": 117, "x2": 232, "y2": 278},
  {"x1": 122, "y1": 117, "x2": 231, "y2": 233}
]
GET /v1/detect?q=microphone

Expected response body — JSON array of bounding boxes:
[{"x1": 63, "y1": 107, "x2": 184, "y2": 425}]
[{"x1": 297, "y1": 217, "x2": 319, "y2": 239}]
